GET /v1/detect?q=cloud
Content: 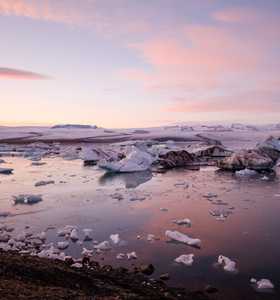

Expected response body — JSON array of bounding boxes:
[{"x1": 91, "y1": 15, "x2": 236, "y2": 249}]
[
  {"x1": 0, "y1": 0, "x2": 83, "y2": 24},
  {"x1": 212, "y1": 7, "x2": 260, "y2": 23},
  {"x1": 166, "y1": 90, "x2": 280, "y2": 113},
  {"x1": 0, "y1": 67, "x2": 49, "y2": 80}
]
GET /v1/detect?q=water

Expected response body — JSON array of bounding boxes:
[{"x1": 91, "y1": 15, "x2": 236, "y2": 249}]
[{"x1": 1, "y1": 156, "x2": 280, "y2": 299}]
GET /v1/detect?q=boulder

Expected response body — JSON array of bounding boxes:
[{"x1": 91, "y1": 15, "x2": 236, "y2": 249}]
[
  {"x1": 157, "y1": 150, "x2": 194, "y2": 169},
  {"x1": 218, "y1": 149, "x2": 274, "y2": 171}
]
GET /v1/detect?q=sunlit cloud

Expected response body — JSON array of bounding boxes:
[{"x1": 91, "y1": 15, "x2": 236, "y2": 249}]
[{"x1": 0, "y1": 67, "x2": 49, "y2": 80}]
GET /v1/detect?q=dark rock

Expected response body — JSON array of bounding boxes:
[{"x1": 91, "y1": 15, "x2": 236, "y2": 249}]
[
  {"x1": 204, "y1": 285, "x2": 218, "y2": 294},
  {"x1": 159, "y1": 273, "x2": 170, "y2": 281},
  {"x1": 157, "y1": 150, "x2": 194, "y2": 169},
  {"x1": 139, "y1": 264, "x2": 155, "y2": 275}
]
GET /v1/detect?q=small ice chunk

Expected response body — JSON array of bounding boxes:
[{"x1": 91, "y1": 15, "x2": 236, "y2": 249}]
[
  {"x1": 70, "y1": 228, "x2": 79, "y2": 241},
  {"x1": 235, "y1": 168, "x2": 258, "y2": 177},
  {"x1": 0, "y1": 168, "x2": 13, "y2": 174},
  {"x1": 127, "y1": 251, "x2": 137, "y2": 260},
  {"x1": 256, "y1": 279, "x2": 274, "y2": 290},
  {"x1": 203, "y1": 192, "x2": 218, "y2": 199},
  {"x1": 82, "y1": 228, "x2": 93, "y2": 241},
  {"x1": 57, "y1": 241, "x2": 69, "y2": 250},
  {"x1": 71, "y1": 262, "x2": 83, "y2": 268},
  {"x1": 250, "y1": 278, "x2": 257, "y2": 284},
  {"x1": 147, "y1": 234, "x2": 156, "y2": 242},
  {"x1": 218, "y1": 255, "x2": 238, "y2": 273},
  {"x1": 165, "y1": 230, "x2": 201, "y2": 247},
  {"x1": 34, "y1": 180, "x2": 55, "y2": 187},
  {"x1": 38, "y1": 231, "x2": 46, "y2": 241},
  {"x1": 13, "y1": 194, "x2": 42, "y2": 205},
  {"x1": 110, "y1": 234, "x2": 120, "y2": 245},
  {"x1": 116, "y1": 253, "x2": 126, "y2": 260},
  {"x1": 81, "y1": 247, "x2": 94, "y2": 257},
  {"x1": 57, "y1": 225, "x2": 76, "y2": 237},
  {"x1": 175, "y1": 254, "x2": 194, "y2": 266},
  {"x1": 94, "y1": 241, "x2": 111, "y2": 251},
  {"x1": 173, "y1": 218, "x2": 191, "y2": 227}
]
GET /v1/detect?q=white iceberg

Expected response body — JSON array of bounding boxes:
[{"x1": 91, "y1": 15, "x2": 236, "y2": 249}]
[
  {"x1": 218, "y1": 255, "x2": 238, "y2": 273},
  {"x1": 99, "y1": 146, "x2": 154, "y2": 173},
  {"x1": 165, "y1": 230, "x2": 201, "y2": 247},
  {"x1": 175, "y1": 254, "x2": 194, "y2": 266}
]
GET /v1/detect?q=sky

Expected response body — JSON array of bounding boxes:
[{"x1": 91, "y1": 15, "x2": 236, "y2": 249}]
[{"x1": 0, "y1": 0, "x2": 280, "y2": 128}]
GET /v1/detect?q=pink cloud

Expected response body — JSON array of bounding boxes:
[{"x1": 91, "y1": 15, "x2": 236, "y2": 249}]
[
  {"x1": 212, "y1": 7, "x2": 260, "y2": 23},
  {"x1": 166, "y1": 91, "x2": 280, "y2": 113},
  {"x1": 0, "y1": 0, "x2": 83, "y2": 24},
  {"x1": 0, "y1": 67, "x2": 49, "y2": 80}
]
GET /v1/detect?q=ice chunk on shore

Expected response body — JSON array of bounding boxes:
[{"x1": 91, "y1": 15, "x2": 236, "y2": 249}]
[
  {"x1": 165, "y1": 230, "x2": 201, "y2": 247},
  {"x1": 70, "y1": 228, "x2": 79, "y2": 241},
  {"x1": 218, "y1": 255, "x2": 238, "y2": 273},
  {"x1": 82, "y1": 228, "x2": 93, "y2": 241},
  {"x1": 57, "y1": 225, "x2": 77, "y2": 237},
  {"x1": 57, "y1": 241, "x2": 69, "y2": 250},
  {"x1": 175, "y1": 254, "x2": 194, "y2": 266},
  {"x1": 81, "y1": 247, "x2": 94, "y2": 257}
]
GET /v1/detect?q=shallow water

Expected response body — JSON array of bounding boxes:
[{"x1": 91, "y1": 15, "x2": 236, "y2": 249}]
[{"x1": 1, "y1": 156, "x2": 280, "y2": 299}]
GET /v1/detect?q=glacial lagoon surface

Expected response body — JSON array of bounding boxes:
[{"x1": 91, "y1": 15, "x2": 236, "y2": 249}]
[{"x1": 1, "y1": 156, "x2": 280, "y2": 299}]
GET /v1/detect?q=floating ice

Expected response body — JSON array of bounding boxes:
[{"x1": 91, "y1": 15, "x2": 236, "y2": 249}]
[
  {"x1": 173, "y1": 218, "x2": 192, "y2": 227},
  {"x1": 57, "y1": 225, "x2": 76, "y2": 237},
  {"x1": 255, "y1": 279, "x2": 274, "y2": 291},
  {"x1": 94, "y1": 241, "x2": 111, "y2": 251},
  {"x1": 235, "y1": 168, "x2": 258, "y2": 177},
  {"x1": 81, "y1": 247, "x2": 94, "y2": 257},
  {"x1": 218, "y1": 255, "x2": 238, "y2": 273},
  {"x1": 70, "y1": 228, "x2": 79, "y2": 241},
  {"x1": 82, "y1": 228, "x2": 93, "y2": 241},
  {"x1": 127, "y1": 251, "x2": 137, "y2": 260},
  {"x1": 165, "y1": 230, "x2": 201, "y2": 247},
  {"x1": 35, "y1": 180, "x2": 55, "y2": 187},
  {"x1": 13, "y1": 194, "x2": 42, "y2": 205},
  {"x1": 0, "y1": 167, "x2": 13, "y2": 174},
  {"x1": 110, "y1": 234, "x2": 120, "y2": 245},
  {"x1": 175, "y1": 254, "x2": 194, "y2": 266},
  {"x1": 116, "y1": 253, "x2": 126, "y2": 260},
  {"x1": 99, "y1": 146, "x2": 154, "y2": 173},
  {"x1": 147, "y1": 234, "x2": 156, "y2": 242},
  {"x1": 57, "y1": 241, "x2": 69, "y2": 250}
]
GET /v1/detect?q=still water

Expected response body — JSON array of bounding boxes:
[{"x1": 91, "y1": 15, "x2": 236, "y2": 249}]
[{"x1": 1, "y1": 157, "x2": 280, "y2": 299}]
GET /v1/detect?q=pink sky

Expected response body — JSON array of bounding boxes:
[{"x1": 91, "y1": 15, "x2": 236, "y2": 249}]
[{"x1": 1, "y1": 0, "x2": 279, "y2": 127}]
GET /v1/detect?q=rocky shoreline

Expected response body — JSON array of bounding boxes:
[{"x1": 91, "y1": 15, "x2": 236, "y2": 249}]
[{"x1": 0, "y1": 251, "x2": 212, "y2": 300}]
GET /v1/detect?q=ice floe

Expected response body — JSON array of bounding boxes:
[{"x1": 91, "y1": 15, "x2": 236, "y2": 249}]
[
  {"x1": 217, "y1": 255, "x2": 238, "y2": 273},
  {"x1": 165, "y1": 230, "x2": 201, "y2": 247},
  {"x1": 13, "y1": 194, "x2": 42, "y2": 205},
  {"x1": 34, "y1": 180, "x2": 55, "y2": 187},
  {"x1": 174, "y1": 254, "x2": 194, "y2": 266}
]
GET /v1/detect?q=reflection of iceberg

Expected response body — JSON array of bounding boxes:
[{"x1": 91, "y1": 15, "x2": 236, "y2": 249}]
[{"x1": 99, "y1": 170, "x2": 152, "y2": 188}]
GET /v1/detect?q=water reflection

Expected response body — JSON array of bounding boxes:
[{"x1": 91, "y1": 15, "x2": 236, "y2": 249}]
[{"x1": 99, "y1": 170, "x2": 153, "y2": 188}]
